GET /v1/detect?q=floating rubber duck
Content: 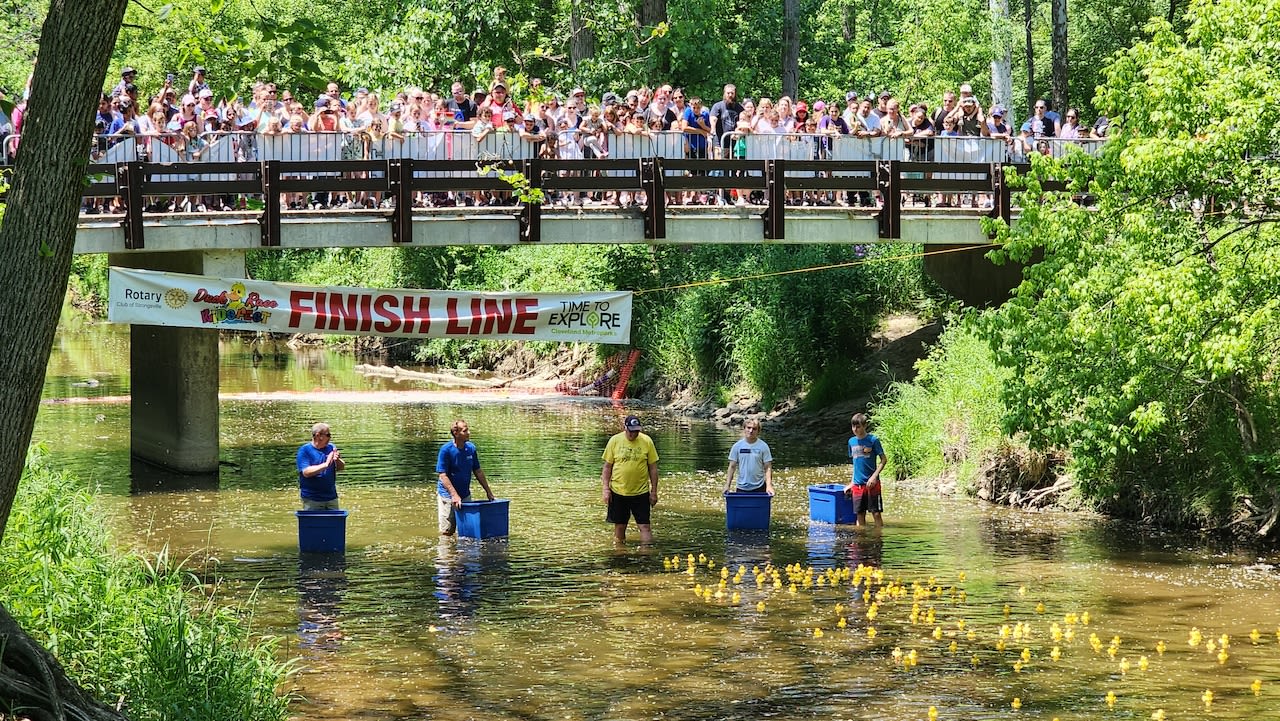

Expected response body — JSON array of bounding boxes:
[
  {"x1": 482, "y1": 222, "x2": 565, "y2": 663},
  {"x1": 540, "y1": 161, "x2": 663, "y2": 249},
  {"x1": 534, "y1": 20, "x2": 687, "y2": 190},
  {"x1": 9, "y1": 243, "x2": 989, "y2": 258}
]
[
  {"x1": 1137, "y1": 655, "x2": 1149, "y2": 671},
  {"x1": 1013, "y1": 660, "x2": 1023, "y2": 673},
  {"x1": 813, "y1": 628, "x2": 824, "y2": 638},
  {"x1": 1064, "y1": 627, "x2": 1076, "y2": 642},
  {"x1": 928, "y1": 706, "x2": 938, "y2": 720},
  {"x1": 1118, "y1": 657, "x2": 1130, "y2": 674},
  {"x1": 1217, "y1": 648, "x2": 1228, "y2": 664},
  {"x1": 698, "y1": 553, "x2": 707, "y2": 565},
  {"x1": 1251, "y1": 678, "x2": 1263, "y2": 696},
  {"x1": 1155, "y1": 640, "x2": 1166, "y2": 655},
  {"x1": 835, "y1": 603, "x2": 844, "y2": 616},
  {"x1": 867, "y1": 627, "x2": 877, "y2": 639},
  {"x1": 1011, "y1": 697, "x2": 1021, "y2": 710},
  {"x1": 1151, "y1": 710, "x2": 1165, "y2": 721},
  {"x1": 1035, "y1": 601, "x2": 1046, "y2": 614},
  {"x1": 956, "y1": 619, "x2": 967, "y2": 632},
  {"x1": 957, "y1": 571, "x2": 967, "y2": 582},
  {"x1": 1188, "y1": 628, "x2": 1203, "y2": 647},
  {"x1": 1050, "y1": 646, "x2": 1062, "y2": 662},
  {"x1": 996, "y1": 639, "x2": 1007, "y2": 652},
  {"x1": 967, "y1": 631, "x2": 977, "y2": 641},
  {"x1": 948, "y1": 640, "x2": 958, "y2": 653},
  {"x1": 1201, "y1": 689, "x2": 1213, "y2": 708},
  {"x1": 971, "y1": 654, "x2": 980, "y2": 667},
  {"x1": 1018, "y1": 586, "x2": 1027, "y2": 596},
  {"x1": 837, "y1": 617, "x2": 847, "y2": 629},
  {"x1": 731, "y1": 591, "x2": 740, "y2": 604},
  {"x1": 1250, "y1": 628, "x2": 1262, "y2": 644},
  {"x1": 1105, "y1": 691, "x2": 1117, "y2": 709},
  {"x1": 1081, "y1": 611, "x2": 1091, "y2": 625},
  {"x1": 892, "y1": 646, "x2": 903, "y2": 663},
  {"x1": 933, "y1": 626, "x2": 943, "y2": 641},
  {"x1": 1003, "y1": 604, "x2": 1012, "y2": 617},
  {"x1": 757, "y1": 601, "x2": 766, "y2": 612},
  {"x1": 1051, "y1": 623, "x2": 1063, "y2": 642},
  {"x1": 1021, "y1": 647, "x2": 1032, "y2": 662}
]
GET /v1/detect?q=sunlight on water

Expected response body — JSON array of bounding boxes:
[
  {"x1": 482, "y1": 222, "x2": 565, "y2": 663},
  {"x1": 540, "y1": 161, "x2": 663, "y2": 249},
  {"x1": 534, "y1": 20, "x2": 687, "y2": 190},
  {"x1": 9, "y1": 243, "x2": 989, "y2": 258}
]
[{"x1": 31, "y1": 325, "x2": 1280, "y2": 720}]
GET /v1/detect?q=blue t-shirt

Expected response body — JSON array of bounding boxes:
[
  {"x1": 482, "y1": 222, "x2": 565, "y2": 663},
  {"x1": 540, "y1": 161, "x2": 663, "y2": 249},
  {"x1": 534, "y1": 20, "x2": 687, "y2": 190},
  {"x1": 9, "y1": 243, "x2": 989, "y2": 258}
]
[
  {"x1": 297, "y1": 443, "x2": 338, "y2": 502},
  {"x1": 683, "y1": 107, "x2": 711, "y2": 152},
  {"x1": 437, "y1": 441, "x2": 481, "y2": 499},
  {"x1": 848, "y1": 434, "x2": 885, "y2": 485}
]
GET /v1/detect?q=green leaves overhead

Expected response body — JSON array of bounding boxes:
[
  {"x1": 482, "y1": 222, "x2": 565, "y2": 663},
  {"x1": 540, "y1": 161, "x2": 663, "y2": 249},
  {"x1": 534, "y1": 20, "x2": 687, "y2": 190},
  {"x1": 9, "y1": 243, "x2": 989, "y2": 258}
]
[{"x1": 981, "y1": 0, "x2": 1280, "y2": 528}]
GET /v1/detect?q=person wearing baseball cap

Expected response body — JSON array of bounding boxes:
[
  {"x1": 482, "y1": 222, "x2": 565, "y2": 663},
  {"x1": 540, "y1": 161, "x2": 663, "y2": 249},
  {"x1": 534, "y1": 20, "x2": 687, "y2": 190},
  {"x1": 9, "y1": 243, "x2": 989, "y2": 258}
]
[{"x1": 601, "y1": 415, "x2": 660, "y2": 544}]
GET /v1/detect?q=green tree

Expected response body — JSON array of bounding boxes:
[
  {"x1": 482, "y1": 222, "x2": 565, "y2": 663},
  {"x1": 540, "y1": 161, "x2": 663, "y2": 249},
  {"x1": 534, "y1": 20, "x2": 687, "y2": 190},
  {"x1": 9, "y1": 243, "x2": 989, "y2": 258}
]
[{"x1": 984, "y1": 0, "x2": 1280, "y2": 532}]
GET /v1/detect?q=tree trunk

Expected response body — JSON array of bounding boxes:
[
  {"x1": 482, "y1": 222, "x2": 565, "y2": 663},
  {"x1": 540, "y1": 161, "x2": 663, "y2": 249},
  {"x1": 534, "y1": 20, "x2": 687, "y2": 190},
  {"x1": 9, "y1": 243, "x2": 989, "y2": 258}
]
[
  {"x1": 569, "y1": 0, "x2": 595, "y2": 73},
  {"x1": 637, "y1": 0, "x2": 668, "y2": 76},
  {"x1": 0, "y1": 0, "x2": 129, "y2": 547},
  {"x1": 0, "y1": 604, "x2": 126, "y2": 721},
  {"x1": 1023, "y1": 0, "x2": 1035, "y2": 113},
  {"x1": 0, "y1": 0, "x2": 136, "y2": 713},
  {"x1": 782, "y1": 0, "x2": 801, "y2": 98},
  {"x1": 1050, "y1": 0, "x2": 1068, "y2": 112},
  {"x1": 990, "y1": 0, "x2": 1013, "y2": 119},
  {"x1": 842, "y1": 0, "x2": 856, "y2": 42}
]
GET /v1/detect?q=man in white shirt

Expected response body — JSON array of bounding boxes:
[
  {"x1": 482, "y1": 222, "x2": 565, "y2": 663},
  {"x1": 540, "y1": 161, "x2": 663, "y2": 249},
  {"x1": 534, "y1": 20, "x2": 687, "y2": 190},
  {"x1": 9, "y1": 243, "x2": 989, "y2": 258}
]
[{"x1": 724, "y1": 418, "x2": 774, "y2": 494}]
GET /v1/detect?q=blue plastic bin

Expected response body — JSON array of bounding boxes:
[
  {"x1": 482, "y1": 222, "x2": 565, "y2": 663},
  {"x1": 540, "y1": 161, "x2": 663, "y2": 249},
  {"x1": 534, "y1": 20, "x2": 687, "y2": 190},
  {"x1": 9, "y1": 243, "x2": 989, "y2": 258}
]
[
  {"x1": 457, "y1": 499, "x2": 510, "y2": 539},
  {"x1": 296, "y1": 510, "x2": 349, "y2": 553},
  {"x1": 808, "y1": 484, "x2": 855, "y2": 524},
  {"x1": 725, "y1": 491, "x2": 772, "y2": 530}
]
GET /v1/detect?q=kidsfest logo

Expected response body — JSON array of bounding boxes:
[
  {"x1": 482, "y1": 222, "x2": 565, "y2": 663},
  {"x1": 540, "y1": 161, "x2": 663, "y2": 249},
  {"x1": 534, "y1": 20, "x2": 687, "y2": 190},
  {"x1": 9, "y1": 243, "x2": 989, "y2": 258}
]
[
  {"x1": 547, "y1": 299, "x2": 622, "y2": 335},
  {"x1": 194, "y1": 282, "x2": 279, "y2": 325}
]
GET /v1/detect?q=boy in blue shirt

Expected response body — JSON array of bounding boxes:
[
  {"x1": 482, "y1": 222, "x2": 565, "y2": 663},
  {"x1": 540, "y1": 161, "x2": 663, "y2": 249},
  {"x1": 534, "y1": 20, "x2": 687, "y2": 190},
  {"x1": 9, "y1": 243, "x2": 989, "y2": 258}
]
[
  {"x1": 436, "y1": 419, "x2": 495, "y2": 536},
  {"x1": 846, "y1": 413, "x2": 886, "y2": 527}
]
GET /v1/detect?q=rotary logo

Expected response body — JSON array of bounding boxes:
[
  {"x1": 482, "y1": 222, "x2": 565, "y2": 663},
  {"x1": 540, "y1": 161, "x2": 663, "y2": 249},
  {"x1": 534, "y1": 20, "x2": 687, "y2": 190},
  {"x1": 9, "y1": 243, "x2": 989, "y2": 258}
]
[{"x1": 164, "y1": 287, "x2": 188, "y2": 309}]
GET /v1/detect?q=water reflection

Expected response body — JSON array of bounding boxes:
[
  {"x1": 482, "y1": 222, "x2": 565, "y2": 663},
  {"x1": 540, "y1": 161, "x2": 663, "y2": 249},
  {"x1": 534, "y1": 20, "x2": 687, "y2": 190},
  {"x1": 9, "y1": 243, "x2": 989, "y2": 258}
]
[
  {"x1": 33, "y1": 323, "x2": 1280, "y2": 721},
  {"x1": 297, "y1": 553, "x2": 347, "y2": 653}
]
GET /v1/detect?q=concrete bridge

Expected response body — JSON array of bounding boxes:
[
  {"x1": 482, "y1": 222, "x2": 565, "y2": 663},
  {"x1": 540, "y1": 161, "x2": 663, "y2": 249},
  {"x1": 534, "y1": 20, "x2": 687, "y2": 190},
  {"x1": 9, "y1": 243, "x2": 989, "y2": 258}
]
[{"x1": 76, "y1": 155, "x2": 1040, "y2": 476}]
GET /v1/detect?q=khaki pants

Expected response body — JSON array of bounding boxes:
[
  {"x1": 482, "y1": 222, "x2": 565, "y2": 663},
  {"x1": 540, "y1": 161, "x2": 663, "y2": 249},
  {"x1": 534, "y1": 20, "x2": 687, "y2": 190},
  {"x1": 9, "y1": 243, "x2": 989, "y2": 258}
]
[
  {"x1": 438, "y1": 493, "x2": 471, "y2": 534},
  {"x1": 302, "y1": 498, "x2": 341, "y2": 511}
]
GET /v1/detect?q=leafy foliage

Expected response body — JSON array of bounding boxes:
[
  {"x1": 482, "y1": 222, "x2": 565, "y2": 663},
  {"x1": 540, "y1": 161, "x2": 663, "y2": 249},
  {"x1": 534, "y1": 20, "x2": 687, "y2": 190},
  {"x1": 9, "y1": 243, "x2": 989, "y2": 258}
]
[
  {"x1": 0, "y1": 448, "x2": 293, "y2": 720},
  {"x1": 980, "y1": 0, "x2": 1280, "y2": 530}
]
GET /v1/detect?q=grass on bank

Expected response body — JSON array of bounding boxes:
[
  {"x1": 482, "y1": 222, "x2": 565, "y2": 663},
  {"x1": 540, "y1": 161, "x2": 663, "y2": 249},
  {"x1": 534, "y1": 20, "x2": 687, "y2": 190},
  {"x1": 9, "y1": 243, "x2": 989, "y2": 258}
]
[
  {"x1": 0, "y1": 447, "x2": 293, "y2": 721},
  {"x1": 872, "y1": 318, "x2": 1013, "y2": 489}
]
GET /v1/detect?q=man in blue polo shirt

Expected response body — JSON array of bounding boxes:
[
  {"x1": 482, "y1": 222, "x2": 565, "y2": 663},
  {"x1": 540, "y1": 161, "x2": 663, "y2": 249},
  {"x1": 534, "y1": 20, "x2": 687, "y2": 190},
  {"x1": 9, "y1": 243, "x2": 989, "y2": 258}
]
[
  {"x1": 436, "y1": 419, "x2": 495, "y2": 536},
  {"x1": 297, "y1": 422, "x2": 345, "y2": 510}
]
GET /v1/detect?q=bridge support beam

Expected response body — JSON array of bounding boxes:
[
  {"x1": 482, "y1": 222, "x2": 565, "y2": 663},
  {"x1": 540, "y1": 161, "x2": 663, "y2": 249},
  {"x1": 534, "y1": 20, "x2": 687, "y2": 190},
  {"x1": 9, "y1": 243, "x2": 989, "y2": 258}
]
[
  {"x1": 106, "y1": 249, "x2": 245, "y2": 474},
  {"x1": 922, "y1": 243, "x2": 1030, "y2": 307}
]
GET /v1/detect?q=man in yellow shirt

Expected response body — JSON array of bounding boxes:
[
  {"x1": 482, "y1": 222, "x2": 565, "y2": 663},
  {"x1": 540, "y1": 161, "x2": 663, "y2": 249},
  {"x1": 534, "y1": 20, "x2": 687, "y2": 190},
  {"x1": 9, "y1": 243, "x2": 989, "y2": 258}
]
[{"x1": 601, "y1": 415, "x2": 660, "y2": 544}]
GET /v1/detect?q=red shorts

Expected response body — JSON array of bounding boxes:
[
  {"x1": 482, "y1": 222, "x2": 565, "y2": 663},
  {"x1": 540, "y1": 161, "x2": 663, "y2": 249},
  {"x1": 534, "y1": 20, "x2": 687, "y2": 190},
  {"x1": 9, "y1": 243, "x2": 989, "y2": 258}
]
[{"x1": 850, "y1": 483, "x2": 884, "y2": 514}]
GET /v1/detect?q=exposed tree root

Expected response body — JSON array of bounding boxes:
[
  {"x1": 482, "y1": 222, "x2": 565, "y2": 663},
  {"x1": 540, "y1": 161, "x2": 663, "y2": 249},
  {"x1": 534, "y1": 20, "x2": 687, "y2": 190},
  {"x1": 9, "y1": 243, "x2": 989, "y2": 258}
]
[{"x1": 0, "y1": 603, "x2": 125, "y2": 721}]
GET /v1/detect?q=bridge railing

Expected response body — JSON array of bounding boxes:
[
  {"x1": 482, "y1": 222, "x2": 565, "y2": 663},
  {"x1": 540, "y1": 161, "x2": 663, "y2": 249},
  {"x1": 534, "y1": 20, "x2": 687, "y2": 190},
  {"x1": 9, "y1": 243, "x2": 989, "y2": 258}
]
[{"x1": 79, "y1": 154, "x2": 1084, "y2": 248}]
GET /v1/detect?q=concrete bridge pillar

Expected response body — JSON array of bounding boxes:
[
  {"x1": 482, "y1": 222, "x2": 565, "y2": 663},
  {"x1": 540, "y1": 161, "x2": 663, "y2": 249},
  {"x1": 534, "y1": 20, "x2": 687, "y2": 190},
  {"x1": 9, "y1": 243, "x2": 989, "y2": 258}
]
[
  {"x1": 106, "y1": 250, "x2": 245, "y2": 474},
  {"x1": 922, "y1": 244, "x2": 1031, "y2": 307}
]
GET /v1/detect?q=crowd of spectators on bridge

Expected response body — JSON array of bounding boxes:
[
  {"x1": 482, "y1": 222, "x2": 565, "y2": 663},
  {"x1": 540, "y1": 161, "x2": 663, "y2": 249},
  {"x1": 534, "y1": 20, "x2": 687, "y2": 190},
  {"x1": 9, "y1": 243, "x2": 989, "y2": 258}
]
[{"x1": 1, "y1": 65, "x2": 1109, "y2": 212}]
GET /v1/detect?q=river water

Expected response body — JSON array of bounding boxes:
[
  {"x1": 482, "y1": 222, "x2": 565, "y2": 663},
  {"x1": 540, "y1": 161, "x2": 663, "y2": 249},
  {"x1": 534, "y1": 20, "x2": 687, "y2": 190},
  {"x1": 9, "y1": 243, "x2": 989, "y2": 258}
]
[{"x1": 34, "y1": 324, "x2": 1280, "y2": 720}]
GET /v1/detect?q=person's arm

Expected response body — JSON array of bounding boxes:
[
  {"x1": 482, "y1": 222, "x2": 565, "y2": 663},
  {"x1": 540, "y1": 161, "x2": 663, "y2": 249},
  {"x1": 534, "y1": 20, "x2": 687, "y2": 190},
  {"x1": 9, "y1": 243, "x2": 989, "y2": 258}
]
[
  {"x1": 724, "y1": 460, "x2": 738, "y2": 493},
  {"x1": 437, "y1": 446, "x2": 463, "y2": 508},
  {"x1": 601, "y1": 461, "x2": 614, "y2": 504},
  {"x1": 869, "y1": 452, "x2": 886, "y2": 488},
  {"x1": 474, "y1": 467, "x2": 495, "y2": 501},
  {"x1": 764, "y1": 461, "x2": 774, "y2": 495},
  {"x1": 648, "y1": 461, "x2": 659, "y2": 507},
  {"x1": 300, "y1": 447, "x2": 340, "y2": 478}
]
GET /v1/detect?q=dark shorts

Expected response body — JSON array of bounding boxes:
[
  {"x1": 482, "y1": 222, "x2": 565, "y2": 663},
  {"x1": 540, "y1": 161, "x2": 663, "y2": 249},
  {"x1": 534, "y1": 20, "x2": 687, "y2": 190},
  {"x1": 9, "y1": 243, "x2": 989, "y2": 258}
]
[
  {"x1": 607, "y1": 491, "x2": 652, "y2": 525},
  {"x1": 734, "y1": 485, "x2": 766, "y2": 493},
  {"x1": 850, "y1": 483, "x2": 884, "y2": 515}
]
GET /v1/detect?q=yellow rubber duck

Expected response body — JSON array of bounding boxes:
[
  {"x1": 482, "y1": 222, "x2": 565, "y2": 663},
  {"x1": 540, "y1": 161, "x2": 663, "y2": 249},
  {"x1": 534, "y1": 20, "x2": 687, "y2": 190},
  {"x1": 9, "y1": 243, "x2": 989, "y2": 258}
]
[
  {"x1": 933, "y1": 626, "x2": 943, "y2": 641},
  {"x1": 1155, "y1": 640, "x2": 1166, "y2": 655},
  {"x1": 1018, "y1": 585, "x2": 1027, "y2": 596},
  {"x1": 970, "y1": 653, "x2": 980, "y2": 667},
  {"x1": 1105, "y1": 691, "x2": 1117, "y2": 709},
  {"x1": 1013, "y1": 660, "x2": 1023, "y2": 673},
  {"x1": 1118, "y1": 657, "x2": 1130, "y2": 674},
  {"x1": 948, "y1": 640, "x2": 958, "y2": 653},
  {"x1": 957, "y1": 571, "x2": 967, "y2": 582},
  {"x1": 756, "y1": 601, "x2": 766, "y2": 612},
  {"x1": 1081, "y1": 611, "x2": 1091, "y2": 625},
  {"x1": 1137, "y1": 655, "x2": 1149, "y2": 671},
  {"x1": 1201, "y1": 689, "x2": 1213, "y2": 707},
  {"x1": 1011, "y1": 697, "x2": 1022, "y2": 710},
  {"x1": 1250, "y1": 628, "x2": 1261, "y2": 644},
  {"x1": 1003, "y1": 604, "x2": 1012, "y2": 617},
  {"x1": 837, "y1": 617, "x2": 847, "y2": 629},
  {"x1": 835, "y1": 603, "x2": 844, "y2": 616},
  {"x1": 1035, "y1": 601, "x2": 1046, "y2": 614},
  {"x1": 731, "y1": 591, "x2": 740, "y2": 604},
  {"x1": 1251, "y1": 678, "x2": 1263, "y2": 696},
  {"x1": 928, "y1": 706, "x2": 938, "y2": 721},
  {"x1": 1050, "y1": 646, "x2": 1062, "y2": 662},
  {"x1": 813, "y1": 627, "x2": 824, "y2": 638},
  {"x1": 1021, "y1": 647, "x2": 1032, "y2": 662},
  {"x1": 867, "y1": 626, "x2": 878, "y2": 639},
  {"x1": 967, "y1": 630, "x2": 977, "y2": 641},
  {"x1": 1151, "y1": 710, "x2": 1165, "y2": 721},
  {"x1": 1188, "y1": 627, "x2": 1203, "y2": 647},
  {"x1": 1217, "y1": 648, "x2": 1228, "y2": 664}
]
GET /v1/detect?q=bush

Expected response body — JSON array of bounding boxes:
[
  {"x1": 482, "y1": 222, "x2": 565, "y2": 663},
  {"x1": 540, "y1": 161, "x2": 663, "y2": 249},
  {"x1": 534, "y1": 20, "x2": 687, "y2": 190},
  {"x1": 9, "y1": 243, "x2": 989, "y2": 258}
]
[
  {"x1": 0, "y1": 448, "x2": 293, "y2": 721},
  {"x1": 872, "y1": 316, "x2": 1011, "y2": 486}
]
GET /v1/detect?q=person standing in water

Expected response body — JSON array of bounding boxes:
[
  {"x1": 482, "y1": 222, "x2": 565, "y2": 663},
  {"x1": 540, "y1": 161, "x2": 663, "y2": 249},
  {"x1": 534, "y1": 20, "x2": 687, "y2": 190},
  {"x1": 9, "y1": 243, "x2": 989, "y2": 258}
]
[
  {"x1": 297, "y1": 422, "x2": 344, "y2": 510},
  {"x1": 601, "y1": 415, "x2": 660, "y2": 544},
  {"x1": 724, "y1": 417, "x2": 774, "y2": 495},
  {"x1": 846, "y1": 413, "x2": 886, "y2": 527}
]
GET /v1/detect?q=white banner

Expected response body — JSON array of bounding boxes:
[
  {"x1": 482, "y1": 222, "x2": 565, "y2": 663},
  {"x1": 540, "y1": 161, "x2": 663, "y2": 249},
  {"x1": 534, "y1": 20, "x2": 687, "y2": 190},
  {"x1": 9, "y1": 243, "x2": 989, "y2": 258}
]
[{"x1": 108, "y1": 268, "x2": 633, "y2": 344}]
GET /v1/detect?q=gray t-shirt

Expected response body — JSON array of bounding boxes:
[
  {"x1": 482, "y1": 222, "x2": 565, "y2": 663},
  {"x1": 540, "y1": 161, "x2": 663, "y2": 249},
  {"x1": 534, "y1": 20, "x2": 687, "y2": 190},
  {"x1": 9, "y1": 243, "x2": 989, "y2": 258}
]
[{"x1": 729, "y1": 438, "x2": 773, "y2": 491}]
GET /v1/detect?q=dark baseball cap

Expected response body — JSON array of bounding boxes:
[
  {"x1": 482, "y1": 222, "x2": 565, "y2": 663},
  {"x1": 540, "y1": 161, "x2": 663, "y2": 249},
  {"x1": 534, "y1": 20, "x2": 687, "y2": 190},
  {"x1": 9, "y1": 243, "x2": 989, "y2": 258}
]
[{"x1": 624, "y1": 415, "x2": 642, "y2": 430}]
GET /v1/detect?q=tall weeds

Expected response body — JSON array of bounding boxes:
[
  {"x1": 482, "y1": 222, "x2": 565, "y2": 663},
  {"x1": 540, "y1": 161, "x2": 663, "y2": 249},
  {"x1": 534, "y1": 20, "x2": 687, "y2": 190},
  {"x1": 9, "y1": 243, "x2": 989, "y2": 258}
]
[
  {"x1": 872, "y1": 318, "x2": 1011, "y2": 486},
  {"x1": 0, "y1": 448, "x2": 293, "y2": 721}
]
